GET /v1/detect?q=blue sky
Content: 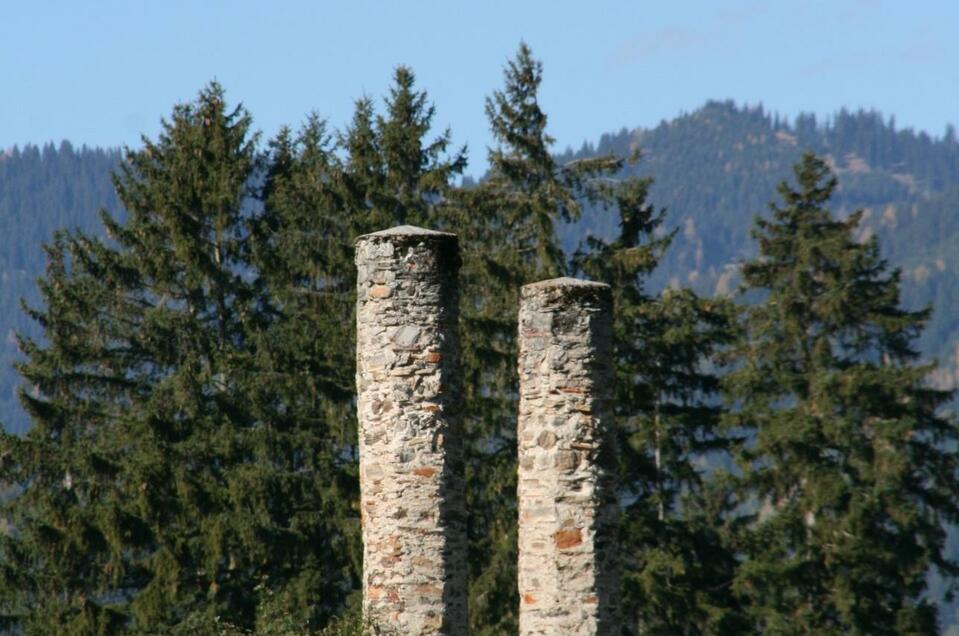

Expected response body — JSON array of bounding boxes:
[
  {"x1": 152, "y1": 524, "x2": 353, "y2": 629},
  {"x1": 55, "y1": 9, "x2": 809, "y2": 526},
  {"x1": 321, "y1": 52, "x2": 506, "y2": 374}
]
[{"x1": 3, "y1": 0, "x2": 957, "y2": 176}]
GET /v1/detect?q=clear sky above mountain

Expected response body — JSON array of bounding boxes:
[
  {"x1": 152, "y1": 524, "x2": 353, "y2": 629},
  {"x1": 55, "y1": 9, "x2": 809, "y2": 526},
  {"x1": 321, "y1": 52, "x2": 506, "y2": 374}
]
[{"x1": 3, "y1": 0, "x2": 956, "y2": 176}]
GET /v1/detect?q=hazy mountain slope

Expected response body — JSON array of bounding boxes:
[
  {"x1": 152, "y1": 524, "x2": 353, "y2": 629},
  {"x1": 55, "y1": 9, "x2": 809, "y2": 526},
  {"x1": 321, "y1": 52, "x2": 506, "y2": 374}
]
[
  {"x1": 0, "y1": 143, "x2": 121, "y2": 433},
  {"x1": 559, "y1": 101, "x2": 959, "y2": 387}
]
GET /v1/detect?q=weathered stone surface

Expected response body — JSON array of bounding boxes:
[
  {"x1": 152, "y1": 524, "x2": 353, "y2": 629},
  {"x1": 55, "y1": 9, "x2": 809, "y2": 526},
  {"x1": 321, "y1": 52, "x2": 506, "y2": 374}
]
[
  {"x1": 356, "y1": 226, "x2": 467, "y2": 635},
  {"x1": 517, "y1": 277, "x2": 620, "y2": 635}
]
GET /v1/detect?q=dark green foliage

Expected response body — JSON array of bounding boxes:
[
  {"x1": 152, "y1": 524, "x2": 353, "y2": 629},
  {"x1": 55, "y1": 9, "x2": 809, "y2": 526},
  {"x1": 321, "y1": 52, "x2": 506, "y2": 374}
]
[
  {"x1": 480, "y1": 43, "x2": 619, "y2": 278},
  {"x1": 0, "y1": 83, "x2": 322, "y2": 633},
  {"x1": 252, "y1": 65, "x2": 466, "y2": 632},
  {"x1": 455, "y1": 43, "x2": 628, "y2": 635},
  {"x1": 0, "y1": 232, "x2": 138, "y2": 634},
  {"x1": 6, "y1": 101, "x2": 959, "y2": 438},
  {"x1": 246, "y1": 63, "x2": 468, "y2": 628},
  {"x1": 0, "y1": 65, "x2": 468, "y2": 635},
  {"x1": 244, "y1": 117, "x2": 365, "y2": 630},
  {"x1": 338, "y1": 66, "x2": 466, "y2": 234},
  {"x1": 574, "y1": 168, "x2": 746, "y2": 635},
  {"x1": 723, "y1": 152, "x2": 959, "y2": 634}
]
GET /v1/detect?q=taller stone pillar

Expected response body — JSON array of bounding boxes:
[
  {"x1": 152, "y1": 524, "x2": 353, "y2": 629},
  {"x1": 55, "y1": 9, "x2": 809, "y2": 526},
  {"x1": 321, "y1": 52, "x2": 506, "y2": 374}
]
[
  {"x1": 355, "y1": 226, "x2": 467, "y2": 635},
  {"x1": 517, "y1": 277, "x2": 620, "y2": 635}
]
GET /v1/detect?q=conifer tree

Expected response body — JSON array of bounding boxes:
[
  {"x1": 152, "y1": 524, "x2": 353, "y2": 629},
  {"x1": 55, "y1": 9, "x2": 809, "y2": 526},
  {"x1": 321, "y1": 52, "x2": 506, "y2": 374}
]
[
  {"x1": 479, "y1": 42, "x2": 618, "y2": 277},
  {"x1": 339, "y1": 66, "x2": 466, "y2": 235},
  {"x1": 0, "y1": 83, "x2": 293, "y2": 633},
  {"x1": 0, "y1": 231, "x2": 138, "y2": 634},
  {"x1": 244, "y1": 116, "x2": 365, "y2": 630},
  {"x1": 248, "y1": 68, "x2": 467, "y2": 629},
  {"x1": 724, "y1": 152, "x2": 959, "y2": 634},
  {"x1": 377, "y1": 67, "x2": 466, "y2": 227},
  {"x1": 574, "y1": 168, "x2": 746, "y2": 635},
  {"x1": 455, "y1": 43, "x2": 629, "y2": 634}
]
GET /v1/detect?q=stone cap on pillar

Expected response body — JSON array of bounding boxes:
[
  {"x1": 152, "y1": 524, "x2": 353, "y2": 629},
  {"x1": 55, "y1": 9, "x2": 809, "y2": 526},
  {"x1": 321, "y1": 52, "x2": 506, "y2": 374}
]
[
  {"x1": 523, "y1": 276, "x2": 609, "y2": 291},
  {"x1": 355, "y1": 224, "x2": 460, "y2": 276},
  {"x1": 522, "y1": 276, "x2": 611, "y2": 302},
  {"x1": 355, "y1": 224, "x2": 457, "y2": 245}
]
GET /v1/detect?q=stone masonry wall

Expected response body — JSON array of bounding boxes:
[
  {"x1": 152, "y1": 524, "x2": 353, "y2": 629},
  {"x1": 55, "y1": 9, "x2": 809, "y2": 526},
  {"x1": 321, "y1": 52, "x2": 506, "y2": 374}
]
[
  {"x1": 355, "y1": 226, "x2": 468, "y2": 635},
  {"x1": 517, "y1": 277, "x2": 620, "y2": 636}
]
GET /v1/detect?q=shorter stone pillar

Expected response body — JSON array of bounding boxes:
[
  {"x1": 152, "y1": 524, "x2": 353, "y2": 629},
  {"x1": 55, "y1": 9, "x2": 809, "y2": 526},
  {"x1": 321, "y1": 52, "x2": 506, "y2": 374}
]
[
  {"x1": 517, "y1": 277, "x2": 619, "y2": 636},
  {"x1": 355, "y1": 226, "x2": 467, "y2": 635}
]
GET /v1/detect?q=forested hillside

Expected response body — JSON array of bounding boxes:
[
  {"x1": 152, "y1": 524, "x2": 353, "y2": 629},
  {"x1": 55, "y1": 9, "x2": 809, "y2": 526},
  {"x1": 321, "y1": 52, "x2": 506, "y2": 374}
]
[
  {"x1": 0, "y1": 144, "x2": 121, "y2": 433},
  {"x1": 559, "y1": 101, "x2": 959, "y2": 391}
]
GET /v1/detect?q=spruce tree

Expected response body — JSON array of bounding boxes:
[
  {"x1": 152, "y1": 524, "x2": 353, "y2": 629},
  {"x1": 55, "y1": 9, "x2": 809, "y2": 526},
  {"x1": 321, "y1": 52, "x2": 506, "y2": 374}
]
[
  {"x1": 0, "y1": 231, "x2": 138, "y2": 634},
  {"x1": 377, "y1": 67, "x2": 466, "y2": 227},
  {"x1": 339, "y1": 66, "x2": 466, "y2": 235},
  {"x1": 249, "y1": 68, "x2": 467, "y2": 630},
  {"x1": 574, "y1": 169, "x2": 746, "y2": 635},
  {"x1": 244, "y1": 116, "x2": 365, "y2": 630},
  {"x1": 455, "y1": 43, "x2": 629, "y2": 634},
  {"x1": 724, "y1": 152, "x2": 959, "y2": 634},
  {"x1": 0, "y1": 83, "x2": 284, "y2": 633}
]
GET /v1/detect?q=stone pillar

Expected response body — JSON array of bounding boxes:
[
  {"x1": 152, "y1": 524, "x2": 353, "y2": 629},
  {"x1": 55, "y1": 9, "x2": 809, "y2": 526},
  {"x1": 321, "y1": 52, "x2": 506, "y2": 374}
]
[
  {"x1": 517, "y1": 277, "x2": 619, "y2": 636},
  {"x1": 355, "y1": 226, "x2": 467, "y2": 635}
]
